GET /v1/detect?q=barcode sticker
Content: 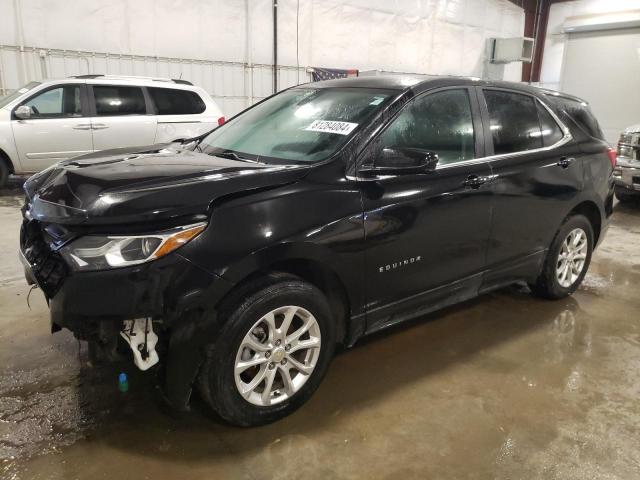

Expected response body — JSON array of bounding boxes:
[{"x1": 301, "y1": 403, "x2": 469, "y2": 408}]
[{"x1": 305, "y1": 120, "x2": 358, "y2": 136}]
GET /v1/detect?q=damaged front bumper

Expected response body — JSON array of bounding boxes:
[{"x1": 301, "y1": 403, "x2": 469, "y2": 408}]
[{"x1": 19, "y1": 217, "x2": 233, "y2": 410}]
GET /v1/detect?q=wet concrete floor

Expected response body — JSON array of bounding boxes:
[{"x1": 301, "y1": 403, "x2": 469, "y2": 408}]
[{"x1": 1, "y1": 179, "x2": 639, "y2": 479}]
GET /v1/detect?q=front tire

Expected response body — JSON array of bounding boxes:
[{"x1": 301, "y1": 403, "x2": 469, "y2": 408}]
[
  {"x1": 0, "y1": 159, "x2": 8, "y2": 189},
  {"x1": 197, "y1": 274, "x2": 335, "y2": 426},
  {"x1": 529, "y1": 214, "x2": 593, "y2": 299}
]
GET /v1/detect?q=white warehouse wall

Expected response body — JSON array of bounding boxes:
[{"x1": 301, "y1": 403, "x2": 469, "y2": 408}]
[
  {"x1": 0, "y1": 0, "x2": 525, "y2": 115},
  {"x1": 539, "y1": 0, "x2": 640, "y2": 92}
]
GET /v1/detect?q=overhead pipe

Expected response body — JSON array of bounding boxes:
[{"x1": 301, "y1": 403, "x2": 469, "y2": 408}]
[
  {"x1": 273, "y1": 0, "x2": 278, "y2": 94},
  {"x1": 13, "y1": 0, "x2": 28, "y2": 84},
  {"x1": 245, "y1": 0, "x2": 254, "y2": 106}
]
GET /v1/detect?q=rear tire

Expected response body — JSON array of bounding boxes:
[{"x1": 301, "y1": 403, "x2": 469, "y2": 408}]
[
  {"x1": 529, "y1": 214, "x2": 593, "y2": 300},
  {"x1": 197, "y1": 274, "x2": 336, "y2": 426}
]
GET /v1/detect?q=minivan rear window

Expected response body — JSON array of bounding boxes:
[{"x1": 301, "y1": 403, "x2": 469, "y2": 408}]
[{"x1": 148, "y1": 87, "x2": 206, "y2": 115}]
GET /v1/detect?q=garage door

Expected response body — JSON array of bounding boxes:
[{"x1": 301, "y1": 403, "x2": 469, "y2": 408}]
[{"x1": 561, "y1": 28, "x2": 640, "y2": 145}]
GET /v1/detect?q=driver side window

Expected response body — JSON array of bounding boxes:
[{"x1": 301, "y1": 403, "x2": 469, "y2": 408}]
[
  {"x1": 379, "y1": 89, "x2": 475, "y2": 165},
  {"x1": 22, "y1": 85, "x2": 82, "y2": 119}
]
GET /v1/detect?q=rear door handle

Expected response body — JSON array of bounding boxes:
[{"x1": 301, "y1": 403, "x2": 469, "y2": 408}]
[
  {"x1": 73, "y1": 124, "x2": 92, "y2": 130},
  {"x1": 92, "y1": 123, "x2": 109, "y2": 130},
  {"x1": 463, "y1": 175, "x2": 489, "y2": 189},
  {"x1": 557, "y1": 156, "x2": 575, "y2": 169}
]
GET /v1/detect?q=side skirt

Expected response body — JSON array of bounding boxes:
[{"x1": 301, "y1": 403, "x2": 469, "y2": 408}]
[{"x1": 364, "y1": 273, "x2": 484, "y2": 336}]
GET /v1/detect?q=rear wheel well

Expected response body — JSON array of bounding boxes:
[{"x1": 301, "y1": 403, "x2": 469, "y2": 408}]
[
  {"x1": 221, "y1": 260, "x2": 351, "y2": 347},
  {"x1": 568, "y1": 201, "x2": 601, "y2": 244}
]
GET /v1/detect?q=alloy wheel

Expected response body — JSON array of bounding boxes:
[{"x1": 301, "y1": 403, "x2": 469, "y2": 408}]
[
  {"x1": 556, "y1": 227, "x2": 588, "y2": 288},
  {"x1": 234, "y1": 305, "x2": 321, "y2": 406}
]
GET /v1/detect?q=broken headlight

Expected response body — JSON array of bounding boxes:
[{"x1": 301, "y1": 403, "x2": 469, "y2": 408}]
[{"x1": 60, "y1": 223, "x2": 206, "y2": 271}]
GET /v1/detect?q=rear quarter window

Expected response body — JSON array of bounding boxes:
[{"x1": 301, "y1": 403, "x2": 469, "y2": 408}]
[
  {"x1": 148, "y1": 87, "x2": 206, "y2": 115},
  {"x1": 546, "y1": 95, "x2": 605, "y2": 140}
]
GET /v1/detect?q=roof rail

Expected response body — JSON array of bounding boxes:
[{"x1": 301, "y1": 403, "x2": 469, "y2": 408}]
[{"x1": 69, "y1": 74, "x2": 192, "y2": 85}]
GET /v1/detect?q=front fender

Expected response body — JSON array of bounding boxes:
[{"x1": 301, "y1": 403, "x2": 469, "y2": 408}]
[
  {"x1": 221, "y1": 241, "x2": 346, "y2": 283},
  {"x1": 0, "y1": 112, "x2": 22, "y2": 173}
]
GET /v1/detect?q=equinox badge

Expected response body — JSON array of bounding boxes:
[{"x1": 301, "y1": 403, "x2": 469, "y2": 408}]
[{"x1": 379, "y1": 256, "x2": 422, "y2": 273}]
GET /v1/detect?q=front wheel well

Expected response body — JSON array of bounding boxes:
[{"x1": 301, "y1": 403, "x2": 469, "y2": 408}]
[
  {"x1": 220, "y1": 259, "x2": 351, "y2": 347},
  {"x1": 568, "y1": 201, "x2": 602, "y2": 245},
  {"x1": 0, "y1": 148, "x2": 14, "y2": 174}
]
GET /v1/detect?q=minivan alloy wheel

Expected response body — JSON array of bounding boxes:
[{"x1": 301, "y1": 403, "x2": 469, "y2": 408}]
[
  {"x1": 234, "y1": 305, "x2": 322, "y2": 407},
  {"x1": 556, "y1": 227, "x2": 588, "y2": 288}
]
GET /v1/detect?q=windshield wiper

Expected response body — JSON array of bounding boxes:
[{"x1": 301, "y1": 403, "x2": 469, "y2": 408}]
[{"x1": 213, "y1": 150, "x2": 261, "y2": 163}]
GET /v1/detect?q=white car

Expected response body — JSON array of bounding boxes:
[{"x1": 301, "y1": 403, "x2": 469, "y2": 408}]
[{"x1": 0, "y1": 75, "x2": 224, "y2": 186}]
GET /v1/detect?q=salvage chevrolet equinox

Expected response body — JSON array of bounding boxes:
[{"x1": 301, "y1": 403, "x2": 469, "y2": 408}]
[{"x1": 19, "y1": 76, "x2": 615, "y2": 426}]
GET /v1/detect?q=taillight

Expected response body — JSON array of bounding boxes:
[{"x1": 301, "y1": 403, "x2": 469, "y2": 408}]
[
  {"x1": 607, "y1": 147, "x2": 617, "y2": 168},
  {"x1": 217, "y1": 116, "x2": 225, "y2": 126}
]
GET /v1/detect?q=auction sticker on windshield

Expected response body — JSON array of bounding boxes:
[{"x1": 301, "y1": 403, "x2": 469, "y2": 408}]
[{"x1": 305, "y1": 120, "x2": 358, "y2": 135}]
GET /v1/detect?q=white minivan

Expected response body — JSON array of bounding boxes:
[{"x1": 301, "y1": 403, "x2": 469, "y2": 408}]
[{"x1": 0, "y1": 75, "x2": 225, "y2": 186}]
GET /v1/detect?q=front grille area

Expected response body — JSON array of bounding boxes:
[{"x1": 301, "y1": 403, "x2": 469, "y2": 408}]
[
  {"x1": 618, "y1": 133, "x2": 640, "y2": 160},
  {"x1": 20, "y1": 219, "x2": 69, "y2": 298},
  {"x1": 619, "y1": 133, "x2": 635, "y2": 145}
]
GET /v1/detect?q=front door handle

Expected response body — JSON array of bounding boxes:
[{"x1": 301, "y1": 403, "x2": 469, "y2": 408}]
[
  {"x1": 73, "y1": 124, "x2": 92, "y2": 130},
  {"x1": 92, "y1": 124, "x2": 109, "y2": 130},
  {"x1": 463, "y1": 175, "x2": 489, "y2": 189},
  {"x1": 557, "y1": 156, "x2": 575, "y2": 169}
]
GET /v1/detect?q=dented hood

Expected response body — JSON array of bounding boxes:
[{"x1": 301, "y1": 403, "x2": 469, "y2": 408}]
[{"x1": 24, "y1": 144, "x2": 310, "y2": 226}]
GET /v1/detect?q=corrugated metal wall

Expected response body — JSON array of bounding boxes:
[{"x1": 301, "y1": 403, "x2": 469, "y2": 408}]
[
  {"x1": 0, "y1": 44, "x2": 308, "y2": 116},
  {"x1": 0, "y1": 0, "x2": 525, "y2": 116}
]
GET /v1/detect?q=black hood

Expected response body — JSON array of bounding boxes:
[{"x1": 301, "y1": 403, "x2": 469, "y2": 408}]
[{"x1": 24, "y1": 144, "x2": 310, "y2": 226}]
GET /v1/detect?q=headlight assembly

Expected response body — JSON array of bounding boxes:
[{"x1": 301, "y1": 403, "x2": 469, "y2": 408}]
[{"x1": 60, "y1": 223, "x2": 206, "y2": 271}]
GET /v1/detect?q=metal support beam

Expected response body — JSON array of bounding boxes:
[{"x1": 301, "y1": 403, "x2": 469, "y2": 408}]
[{"x1": 273, "y1": 0, "x2": 278, "y2": 94}]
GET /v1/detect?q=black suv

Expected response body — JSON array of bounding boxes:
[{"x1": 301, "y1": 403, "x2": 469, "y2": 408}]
[{"x1": 20, "y1": 76, "x2": 614, "y2": 426}]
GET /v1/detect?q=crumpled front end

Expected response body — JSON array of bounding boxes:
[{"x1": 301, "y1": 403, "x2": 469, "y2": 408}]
[{"x1": 19, "y1": 205, "x2": 233, "y2": 410}]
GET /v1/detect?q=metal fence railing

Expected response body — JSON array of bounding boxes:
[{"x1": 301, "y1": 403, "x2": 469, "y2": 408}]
[{"x1": 0, "y1": 44, "x2": 311, "y2": 116}]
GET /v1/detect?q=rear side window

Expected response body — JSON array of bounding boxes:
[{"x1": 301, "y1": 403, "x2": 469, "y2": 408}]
[
  {"x1": 536, "y1": 103, "x2": 564, "y2": 147},
  {"x1": 549, "y1": 96, "x2": 604, "y2": 140},
  {"x1": 484, "y1": 90, "x2": 542, "y2": 154},
  {"x1": 22, "y1": 85, "x2": 82, "y2": 118},
  {"x1": 484, "y1": 90, "x2": 565, "y2": 154},
  {"x1": 93, "y1": 86, "x2": 146, "y2": 116},
  {"x1": 148, "y1": 87, "x2": 206, "y2": 115}
]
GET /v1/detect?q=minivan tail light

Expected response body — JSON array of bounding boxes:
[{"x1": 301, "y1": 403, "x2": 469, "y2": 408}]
[
  {"x1": 217, "y1": 116, "x2": 225, "y2": 126},
  {"x1": 607, "y1": 147, "x2": 617, "y2": 168}
]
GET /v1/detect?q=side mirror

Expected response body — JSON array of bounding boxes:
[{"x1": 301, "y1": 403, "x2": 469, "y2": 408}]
[
  {"x1": 360, "y1": 147, "x2": 439, "y2": 177},
  {"x1": 14, "y1": 105, "x2": 31, "y2": 120}
]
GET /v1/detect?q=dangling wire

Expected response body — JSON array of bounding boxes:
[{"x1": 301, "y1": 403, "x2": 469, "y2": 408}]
[{"x1": 26, "y1": 284, "x2": 37, "y2": 310}]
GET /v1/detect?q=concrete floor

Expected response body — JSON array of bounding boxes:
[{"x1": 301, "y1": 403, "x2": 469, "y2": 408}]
[{"x1": 1, "y1": 179, "x2": 639, "y2": 480}]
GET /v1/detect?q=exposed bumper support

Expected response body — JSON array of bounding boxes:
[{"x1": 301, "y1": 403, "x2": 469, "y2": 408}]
[
  {"x1": 120, "y1": 318, "x2": 159, "y2": 371},
  {"x1": 21, "y1": 245, "x2": 234, "y2": 411}
]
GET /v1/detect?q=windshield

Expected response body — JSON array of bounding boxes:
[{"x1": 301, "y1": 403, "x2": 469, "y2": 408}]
[
  {"x1": 199, "y1": 87, "x2": 393, "y2": 163},
  {"x1": 0, "y1": 81, "x2": 41, "y2": 109}
]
